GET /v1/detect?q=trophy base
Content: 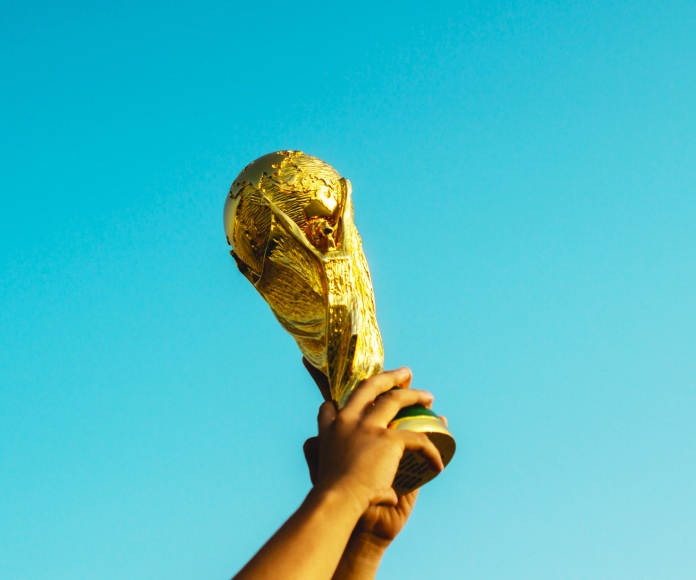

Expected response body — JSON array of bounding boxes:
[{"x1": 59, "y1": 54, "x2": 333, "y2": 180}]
[{"x1": 388, "y1": 405, "x2": 456, "y2": 495}]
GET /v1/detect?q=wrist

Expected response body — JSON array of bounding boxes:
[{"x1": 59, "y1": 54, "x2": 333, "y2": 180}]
[
  {"x1": 307, "y1": 480, "x2": 367, "y2": 526},
  {"x1": 346, "y1": 531, "x2": 390, "y2": 561},
  {"x1": 333, "y1": 533, "x2": 388, "y2": 580},
  {"x1": 311, "y1": 476, "x2": 373, "y2": 518}
]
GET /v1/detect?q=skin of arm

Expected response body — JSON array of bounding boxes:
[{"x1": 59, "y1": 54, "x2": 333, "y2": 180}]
[
  {"x1": 326, "y1": 489, "x2": 419, "y2": 580},
  {"x1": 232, "y1": 367, "x2": 444, "y2": 580},
  {"x1": 303, "y1": 360, "x2": 446, "y2": 580}
]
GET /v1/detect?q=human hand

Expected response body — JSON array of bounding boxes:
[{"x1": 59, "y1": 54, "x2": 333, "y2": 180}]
[
  {"x1": 346, "y1": 411, "x2": 448, "y2": 545},
  {"x1": 302, "y1": 361, "x2": 443, "y2": 578},
  {"x1": 302, "y1": 359, "x2": 442, "y2": 535}
]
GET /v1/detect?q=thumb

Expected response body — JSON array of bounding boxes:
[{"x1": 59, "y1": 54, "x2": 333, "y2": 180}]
[
  {"x1": 303, "y1": 437, "x2": 319, "y2": 485},
  {"x1": 378, "y1": 488, "x2": 399, "y2": 507},
  {"x1": 317, "y1": 401, "x2": 337, "y2": 437}
]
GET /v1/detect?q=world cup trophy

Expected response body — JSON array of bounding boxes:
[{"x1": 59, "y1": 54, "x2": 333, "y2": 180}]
[{"x1": 223, "y1": 151, "x2": 455, "y2": 493}]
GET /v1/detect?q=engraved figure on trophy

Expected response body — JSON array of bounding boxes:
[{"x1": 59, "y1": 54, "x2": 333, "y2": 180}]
[{"x1": 224, "y1": 151, "x2": 455, "y2": 493}]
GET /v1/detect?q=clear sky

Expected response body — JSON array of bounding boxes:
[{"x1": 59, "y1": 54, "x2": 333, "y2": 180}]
[{"x1": 1, "y1": 1, "x2": 695, "y2": 578}]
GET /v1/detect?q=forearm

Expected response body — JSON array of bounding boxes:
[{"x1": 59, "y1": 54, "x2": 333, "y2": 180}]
[
  {"x1": 233, "y1": 485, "x2": 365, "y2": 580},
  {"x1": 332, "y1": 534, "x2": 389, "y2": 580}
]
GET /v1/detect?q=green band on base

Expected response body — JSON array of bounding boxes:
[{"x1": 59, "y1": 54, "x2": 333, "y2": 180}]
[{"x1": 392, "y1": 404, "x2": 439, "y2": 421}]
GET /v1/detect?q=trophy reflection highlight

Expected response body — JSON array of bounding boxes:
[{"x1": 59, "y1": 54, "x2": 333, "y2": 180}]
[{"x1": 223, "y1": 151, "x2": 455, "y2": 493}]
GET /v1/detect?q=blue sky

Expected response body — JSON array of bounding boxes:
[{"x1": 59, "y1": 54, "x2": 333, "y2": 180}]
[{"x1": 1, "y1": 1, "x2": 695, "y2": 578}]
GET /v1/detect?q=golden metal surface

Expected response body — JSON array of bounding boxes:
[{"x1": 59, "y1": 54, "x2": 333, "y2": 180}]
[
  {"x1": 390, "y1": 416, "x2": 456, "y2": 494},
  {"x1": 224, "y1": 151, "x2": 456, "y2": 493},
  {"x1": 224, "y1": 151, "x2": 383, "y2": 407}
]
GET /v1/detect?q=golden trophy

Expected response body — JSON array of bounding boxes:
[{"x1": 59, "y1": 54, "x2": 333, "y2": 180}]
[{"x1": 223, "y1": 151, "x2": 455, "y2": 494}]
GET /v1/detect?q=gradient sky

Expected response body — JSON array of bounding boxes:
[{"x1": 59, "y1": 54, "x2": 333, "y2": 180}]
[{"x1": 1, "y1": 1, "x2": 695, "y2": 578}]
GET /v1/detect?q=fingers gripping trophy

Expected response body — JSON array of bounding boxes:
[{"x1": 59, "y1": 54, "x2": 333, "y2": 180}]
[{"x1": 223, "y1": 151, "x2": 455, "y2": 494}]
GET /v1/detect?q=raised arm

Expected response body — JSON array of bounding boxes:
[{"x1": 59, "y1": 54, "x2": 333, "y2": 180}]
[
  {"x1": 232, "y1": 368, "x2": 444, "y2": 580},
  {"x1": 303, "y1": 362, "x2": 443, "y2": 580}
]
